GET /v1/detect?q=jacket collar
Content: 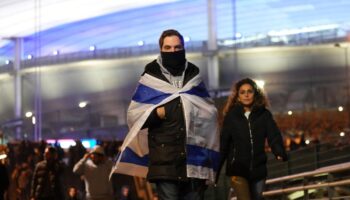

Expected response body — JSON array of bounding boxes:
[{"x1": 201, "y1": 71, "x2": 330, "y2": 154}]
[{"x1": 231, "y1": 104, "x2": 265, "y2": 118}]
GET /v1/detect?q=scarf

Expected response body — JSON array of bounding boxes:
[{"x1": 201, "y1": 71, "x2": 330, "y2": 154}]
[{"x1": 110, "y1": 73, "x2": 220, "y2": 184}]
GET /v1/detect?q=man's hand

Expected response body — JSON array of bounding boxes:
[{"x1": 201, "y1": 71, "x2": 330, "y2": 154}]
[
  {"x1": 156, "y1": 106, "x2": 166, "y2": 119},
  {"x1": 83, "y1": 153, "x2": 91, "y2": 160}
]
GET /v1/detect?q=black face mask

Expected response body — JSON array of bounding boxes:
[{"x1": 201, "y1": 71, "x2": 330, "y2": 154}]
[{"x1": 161, "y1": 50, "x2": 186, "y2": 76}]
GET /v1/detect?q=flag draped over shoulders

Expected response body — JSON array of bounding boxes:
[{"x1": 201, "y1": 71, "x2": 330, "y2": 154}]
[{"x1": 111, "y1": 73, "x2": 220, "y2": 183}]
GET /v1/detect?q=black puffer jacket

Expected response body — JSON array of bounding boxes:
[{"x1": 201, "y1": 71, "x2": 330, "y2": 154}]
[
  {"x1": 30, "y1": 160, "x2": 64, "y2": 199},
  {"x1": 0, "y1": 163, "x2": 9, "y2": 197},
  {"x1": 218, "y1": 105, "x2": 287, "y2": 181},
  {"x1": 141, "y1": 60, "x2": 199, "y2": 182}
]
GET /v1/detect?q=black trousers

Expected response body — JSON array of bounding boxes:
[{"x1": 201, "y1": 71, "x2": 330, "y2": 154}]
[{"x1": 155, "y1": 179, "x2": 207, "y2": 200}]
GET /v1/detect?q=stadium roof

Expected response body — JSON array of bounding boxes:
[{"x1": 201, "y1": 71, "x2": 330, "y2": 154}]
[{"x1": 1, "y1": 0, "x2": 350, "y2": 64}]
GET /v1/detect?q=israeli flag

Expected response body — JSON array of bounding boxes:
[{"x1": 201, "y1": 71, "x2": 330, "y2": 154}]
[{"x1": 111, "y1": 73, "x2": 220, "y2": 184}]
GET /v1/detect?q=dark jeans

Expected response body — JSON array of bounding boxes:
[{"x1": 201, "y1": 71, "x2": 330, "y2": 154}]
[
  {"x1": 0, "y1": 192, "x2": 4, "y2": 200},
  {"x1": 249, "y1": 178, "x2": 266, "y2": 200},
  {"x1": 155, "y1": 179, "x2": 207, "y2": 200}
]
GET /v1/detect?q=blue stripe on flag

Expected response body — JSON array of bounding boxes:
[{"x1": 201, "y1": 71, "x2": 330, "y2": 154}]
[
  {"x1": 186, "y1": 144, "x2": 221, "y2": 171},
  {"x1": 120, "y1": 147, "x2": 149, "y2": 166},
  {"x1": 132, "y1": 84, "x2": 171, "y2": 104},
  {"x1": 182, "y1": 82, "x2": 210, "y2": 98}
]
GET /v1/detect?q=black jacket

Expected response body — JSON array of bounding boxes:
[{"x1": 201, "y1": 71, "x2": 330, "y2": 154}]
[
  {"x1": 30, "y1": 160, "x2": 65, "y2": 199},
  {"x1": 0, "y1": 163, "x2": 9, "y2": 197},
  {"x1": 218, "y1": 105, "x2": 287, "y2": 181},
  {"x1": 141, "y1": 60, "x2": 199, "y2": 182}
]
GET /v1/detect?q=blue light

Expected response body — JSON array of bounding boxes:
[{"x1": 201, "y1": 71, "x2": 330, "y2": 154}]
[{"x1": 81, "y1": 138, "x2": 97, "y2": 149}]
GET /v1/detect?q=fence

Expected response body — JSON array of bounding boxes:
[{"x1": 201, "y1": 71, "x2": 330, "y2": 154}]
[{"x1": 205, "y1": 142, "x2": 350, "y2": 199}]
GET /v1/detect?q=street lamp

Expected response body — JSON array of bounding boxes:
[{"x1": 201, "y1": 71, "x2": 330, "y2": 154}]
[{"x1": 335, "y1": 43, "x2": 350, "y2": 127}]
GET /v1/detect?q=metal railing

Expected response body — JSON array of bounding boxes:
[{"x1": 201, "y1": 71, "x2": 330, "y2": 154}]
[
  {"x1": 264, "y1": 143, "x2": 350, "y2": 199},
  {"x1": 205, "y1": 142, "x2": 350, "y2": 200},
  {"x1": 264, "y1": 162, "x2": 350, "y2": 199},
  {"x1": 267, "y1": 142, "x2": 350, "y2": 179}
]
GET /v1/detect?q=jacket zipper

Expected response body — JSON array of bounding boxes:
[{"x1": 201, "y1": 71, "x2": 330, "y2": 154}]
[
  {"x1": 248, "y1": 119, "x2": 254, "y2": 171},
  {"x1": 180, "y1": 98, "x2": 187, "y2": 156},
  {"x1": 230, "y1": 147, "x2": 236, "y2": 164}
]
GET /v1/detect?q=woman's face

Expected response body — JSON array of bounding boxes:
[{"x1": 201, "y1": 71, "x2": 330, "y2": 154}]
[
  {"x1": 68, "y1": 187, "x2": 77, "y2": 197},
  {"x1": 238, "y1": 83, "x2": 255, "y2": 108}
]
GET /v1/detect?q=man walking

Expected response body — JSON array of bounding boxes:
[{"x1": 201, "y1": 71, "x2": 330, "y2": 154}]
[{"x1": 112, "y1": 29, "x2": 220, "y2": 200}]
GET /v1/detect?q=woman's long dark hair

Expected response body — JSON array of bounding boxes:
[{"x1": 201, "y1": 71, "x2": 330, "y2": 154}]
[{"x1": 219, "y1": 78, "x2": 269, "y2": 126}]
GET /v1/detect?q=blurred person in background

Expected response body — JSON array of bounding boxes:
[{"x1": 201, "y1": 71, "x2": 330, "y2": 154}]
[
  {"x1": 66, "y1": 186, "x2": 82, "y2": 200},
  {"x1": 0, "y1": 149, "x2": 9, "y2": 200},
  {"x1": 18, "y1": 140, "x2": 34, "y2": 164},
  {"x1": 31, "y1": 147, "x2": 44, "y2": 168},
  {"x1": 68, "y1": 140, "x2": 86, "y2": 192},
  {"x1": 117, "y1": 185, "x2": 131, "y2": 200},
  {"x1": 68, "y1": 140, "x2": 86, "y2": 170},
  {"x1": 217, "y1": 78, "x2": 288, "y2": 200},
  {"x1": 12, "y1": 162, "x2": 32, "y2": 200},
  {"x1": 73, "y1": 145, "x2": 114, "y2": 200},
  {"x1": 30, "y1": 146, "x2": 65, "y2": 200}
]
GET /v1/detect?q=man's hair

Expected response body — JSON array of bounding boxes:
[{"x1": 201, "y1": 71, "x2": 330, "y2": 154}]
[
  {"x1": 159, "y1": 29, "x2": 184, "y2": 49},
  {"x1": 46, "y1": 146, "x2": 57, "y2": 154}
]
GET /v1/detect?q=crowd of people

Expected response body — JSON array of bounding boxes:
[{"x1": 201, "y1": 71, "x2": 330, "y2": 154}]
[
  {"x1": 0, "y1": 139, "x2": 137, "y2": 200},
  {"x1": 275, "y1": 109, "x2": 349, "y2": 151}
]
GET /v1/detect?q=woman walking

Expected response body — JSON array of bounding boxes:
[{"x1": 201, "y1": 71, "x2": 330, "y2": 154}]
[{"x1": 217, "y1": 78, "x2": 288, "y2": 200}]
